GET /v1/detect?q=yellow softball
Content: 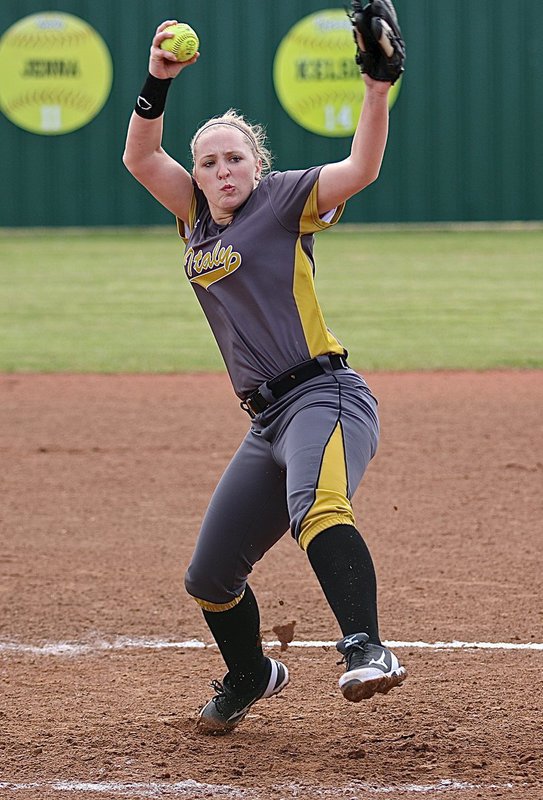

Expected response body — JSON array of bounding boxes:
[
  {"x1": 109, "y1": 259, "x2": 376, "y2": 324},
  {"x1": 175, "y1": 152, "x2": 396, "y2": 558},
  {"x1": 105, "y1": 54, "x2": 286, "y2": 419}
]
[{"x1": 160, "y1": 23, "x2": 199, "y2": 62}]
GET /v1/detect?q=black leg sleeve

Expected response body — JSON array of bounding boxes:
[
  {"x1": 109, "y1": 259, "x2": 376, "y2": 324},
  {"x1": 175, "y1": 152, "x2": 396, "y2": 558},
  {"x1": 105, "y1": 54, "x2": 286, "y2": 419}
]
[
  {"x1": 202, "y1": 583, "x2": 267, "y2": 689},
  {"x1": 307, "y1": 524, "x2": 381, "y2": 644}
]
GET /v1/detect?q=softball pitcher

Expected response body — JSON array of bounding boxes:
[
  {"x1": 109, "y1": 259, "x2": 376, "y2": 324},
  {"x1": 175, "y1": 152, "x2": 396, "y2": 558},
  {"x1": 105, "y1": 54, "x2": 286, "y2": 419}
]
[{"x1": 124, "y1": 0, "x2": 407, "y2": 735}]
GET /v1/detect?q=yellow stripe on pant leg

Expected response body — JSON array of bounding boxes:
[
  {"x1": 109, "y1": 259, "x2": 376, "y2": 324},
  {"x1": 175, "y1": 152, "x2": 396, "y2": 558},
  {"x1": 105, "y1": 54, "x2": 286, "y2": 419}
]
[
  {"x1": 298, "y1": 422, "x2": 355, "y2": 552},
  {"x1": 191, "y1": 591, "x2": 245, "y2": 612}
]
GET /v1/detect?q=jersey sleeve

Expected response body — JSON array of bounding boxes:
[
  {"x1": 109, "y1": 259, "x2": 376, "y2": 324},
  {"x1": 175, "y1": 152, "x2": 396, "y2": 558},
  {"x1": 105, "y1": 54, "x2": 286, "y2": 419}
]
[
  {"x1": 176, "y1": 181, "x2": 204, "y2": 243},
  {"x1": 264, "y1": 167, "x2": 345, "y2": 234}
]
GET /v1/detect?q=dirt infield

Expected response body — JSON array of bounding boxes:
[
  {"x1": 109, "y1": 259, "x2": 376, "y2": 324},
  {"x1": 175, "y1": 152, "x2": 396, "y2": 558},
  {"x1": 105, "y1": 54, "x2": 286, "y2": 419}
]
[{"x1": 1, "y1": 371, "x2": 542, "y2": 800}]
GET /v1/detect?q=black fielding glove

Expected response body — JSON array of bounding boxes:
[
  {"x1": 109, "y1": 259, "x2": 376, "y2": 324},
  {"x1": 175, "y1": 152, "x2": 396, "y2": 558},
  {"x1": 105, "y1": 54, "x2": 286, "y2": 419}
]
[{"x1": 347, "y1": 0, "x2": 406, "y2": 84}]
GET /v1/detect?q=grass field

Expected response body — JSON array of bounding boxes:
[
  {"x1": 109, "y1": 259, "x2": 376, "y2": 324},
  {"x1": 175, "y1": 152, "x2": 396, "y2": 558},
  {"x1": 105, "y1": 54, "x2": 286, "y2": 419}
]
[{"x1": 0, "y1": 226, "x2": 541, "y2": 372}]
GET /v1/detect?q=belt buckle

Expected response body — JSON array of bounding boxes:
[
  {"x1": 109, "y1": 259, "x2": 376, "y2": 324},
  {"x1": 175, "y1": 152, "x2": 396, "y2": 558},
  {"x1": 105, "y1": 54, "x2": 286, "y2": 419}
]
[
  {"x1": 240, "y1": 388, "x2": 269, "y2": 418},
  {"x1": 240, "y1": 400, "x2": 256, "y2": 419}
]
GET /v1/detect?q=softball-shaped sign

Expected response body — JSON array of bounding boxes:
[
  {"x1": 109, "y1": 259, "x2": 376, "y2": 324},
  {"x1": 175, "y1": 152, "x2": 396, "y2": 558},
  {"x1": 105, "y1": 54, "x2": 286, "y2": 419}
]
[
  {"x1": 0, "y1": 12, "x2": 113, "y2": 135},
  {"x1": 273, "y1": 9, "x2": 401, "y2": 137}
]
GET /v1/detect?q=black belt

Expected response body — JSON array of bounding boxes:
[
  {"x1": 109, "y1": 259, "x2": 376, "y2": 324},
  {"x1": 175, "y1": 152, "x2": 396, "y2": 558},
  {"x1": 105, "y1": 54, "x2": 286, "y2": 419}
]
[{"x1": 240, "y1": 354, "x2": 349, "y2": 418}]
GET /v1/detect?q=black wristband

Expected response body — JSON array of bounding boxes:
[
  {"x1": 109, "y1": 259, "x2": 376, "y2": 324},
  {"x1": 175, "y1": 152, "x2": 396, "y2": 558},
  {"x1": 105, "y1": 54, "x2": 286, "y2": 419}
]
[{"x1": 134, "y1": 73, "x2": 172, "y2": 119}]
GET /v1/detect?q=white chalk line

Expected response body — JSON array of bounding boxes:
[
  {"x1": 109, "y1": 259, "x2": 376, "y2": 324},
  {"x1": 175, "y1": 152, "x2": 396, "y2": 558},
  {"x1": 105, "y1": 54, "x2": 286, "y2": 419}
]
[
  {"x1": 0, "y1": 636, "x2": 542, "y2": 657},
  {"x1": 0, "y1": 778, "x2": 519, "y2": 797}
]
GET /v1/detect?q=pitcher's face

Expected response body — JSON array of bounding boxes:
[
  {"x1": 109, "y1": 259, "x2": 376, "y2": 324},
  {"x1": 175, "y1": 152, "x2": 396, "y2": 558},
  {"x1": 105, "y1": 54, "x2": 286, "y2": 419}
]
[{"x1": 193, "y1": 126, "x2": 262, "y2": 223}]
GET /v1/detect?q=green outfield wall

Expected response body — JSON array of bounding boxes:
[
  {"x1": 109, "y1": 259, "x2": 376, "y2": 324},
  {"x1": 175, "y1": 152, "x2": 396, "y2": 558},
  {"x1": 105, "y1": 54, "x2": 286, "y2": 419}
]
[{"x1": 0, "y1": 0, "x2": 541, "y2": 226}]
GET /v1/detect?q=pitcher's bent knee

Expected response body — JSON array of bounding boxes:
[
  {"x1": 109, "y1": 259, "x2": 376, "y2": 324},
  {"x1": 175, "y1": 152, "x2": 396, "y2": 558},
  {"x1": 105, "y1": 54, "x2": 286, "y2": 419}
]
[{"x1": 184, "y1": 564, "x2": 245, "y2": 612}]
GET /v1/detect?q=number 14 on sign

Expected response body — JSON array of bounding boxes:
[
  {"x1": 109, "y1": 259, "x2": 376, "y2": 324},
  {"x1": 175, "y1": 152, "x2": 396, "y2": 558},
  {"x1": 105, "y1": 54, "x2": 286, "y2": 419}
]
[{"x1": 324, "y1": 104, "x2": 353, "y2": 133}]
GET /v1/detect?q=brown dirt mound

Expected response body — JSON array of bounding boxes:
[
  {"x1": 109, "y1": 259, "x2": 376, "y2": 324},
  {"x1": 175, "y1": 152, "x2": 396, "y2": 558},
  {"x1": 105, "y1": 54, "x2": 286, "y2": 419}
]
[{"x1": 0, "y1": 371, "x2": 542, "y2": 799}]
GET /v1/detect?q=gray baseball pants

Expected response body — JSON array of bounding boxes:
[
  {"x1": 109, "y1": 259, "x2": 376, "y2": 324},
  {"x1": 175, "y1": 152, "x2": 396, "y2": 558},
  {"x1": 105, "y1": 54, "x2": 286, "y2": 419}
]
[{"x1": 184, "y1": 364, "x2": 379, "y2": 610}]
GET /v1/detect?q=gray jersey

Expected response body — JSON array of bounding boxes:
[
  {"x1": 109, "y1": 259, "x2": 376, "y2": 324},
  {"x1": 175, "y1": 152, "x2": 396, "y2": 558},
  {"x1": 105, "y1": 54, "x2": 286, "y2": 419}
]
[{"x1": 177, "y1": 166, "x2": 346, "y2": 399}]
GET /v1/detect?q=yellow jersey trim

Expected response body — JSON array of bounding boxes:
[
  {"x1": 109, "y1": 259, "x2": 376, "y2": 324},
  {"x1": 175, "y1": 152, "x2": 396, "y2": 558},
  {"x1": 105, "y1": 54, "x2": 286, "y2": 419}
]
[
  {"x1": 292, "y1": 183, "x2": 345, "y2": 358},
  {"x1": 176, "y1": 189, "x2": 197, "y2": 244}
]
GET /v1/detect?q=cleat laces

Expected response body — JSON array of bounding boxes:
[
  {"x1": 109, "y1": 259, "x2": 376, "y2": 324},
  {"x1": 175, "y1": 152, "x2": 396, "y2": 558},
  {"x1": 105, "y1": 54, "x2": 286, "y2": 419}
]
[
  {"x1": 336, "y1": 640, "x2": 367, "y2": 670},
  {"x1": 209, "y1": 678, "x2": 232, "y2": 712}
]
